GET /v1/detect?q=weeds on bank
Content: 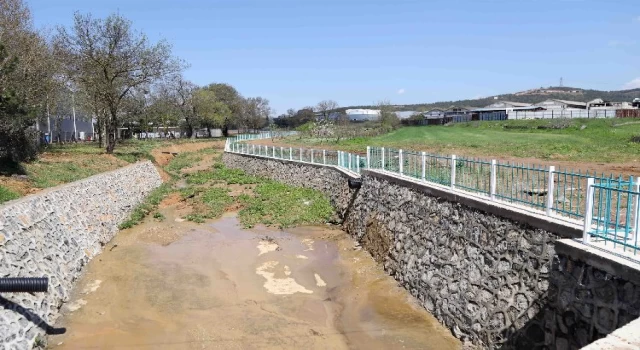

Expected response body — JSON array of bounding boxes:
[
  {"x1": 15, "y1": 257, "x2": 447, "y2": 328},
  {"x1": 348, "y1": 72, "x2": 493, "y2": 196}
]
[
  {"x1": 185, "y1": 164, "x2": 263, "y2": 185},
  {"x1": 119, "y1": 183, "x2": 173, "y2": 229},
  {"x1": 176, "y1": 156, "x2": 334, "y2": 228},
  {"x1": 185, "y1": 188, "x2": 234, "y2": 223},
  {"x1": 238, "y1": 181, "x2": 334, "y2": 229},
  {"x1": 165, "y1": 153, "x2": 203, "y2": 174},
  {"x1": 0, "y1": 185, "x2": 20, "y2": 204}
]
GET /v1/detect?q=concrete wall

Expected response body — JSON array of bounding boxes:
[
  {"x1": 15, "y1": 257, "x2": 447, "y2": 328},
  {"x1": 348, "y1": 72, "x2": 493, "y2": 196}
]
[
  {"x1": 223, "y1": 152, "x2": 640, "y2": 349},
  {"x1": 0, "y1": 161, "x2": 161, "y2": 349}
]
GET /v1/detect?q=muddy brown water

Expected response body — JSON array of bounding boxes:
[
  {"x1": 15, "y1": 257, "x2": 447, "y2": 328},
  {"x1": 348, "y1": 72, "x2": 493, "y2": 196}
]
[{"x1": 49, "y1": 211, "x2": 460, "y2": 349}]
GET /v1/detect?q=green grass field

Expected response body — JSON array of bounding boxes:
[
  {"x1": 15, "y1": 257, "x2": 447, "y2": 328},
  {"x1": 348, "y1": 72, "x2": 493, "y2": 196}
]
[{"x1": 284, "y1": 118, "x2": 640, "y2": 163}]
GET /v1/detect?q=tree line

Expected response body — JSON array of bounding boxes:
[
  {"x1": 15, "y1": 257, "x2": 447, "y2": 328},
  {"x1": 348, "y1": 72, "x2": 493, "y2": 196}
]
[{"x1": 0, "y1": 0, "x2": 271, "y2": 160}]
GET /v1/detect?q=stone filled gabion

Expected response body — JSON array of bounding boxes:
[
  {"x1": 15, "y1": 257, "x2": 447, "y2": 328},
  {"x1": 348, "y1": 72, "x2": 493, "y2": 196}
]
[
  {"x1": 224, "y1": 152, "x2": 640, "y2": 349},
  {"x1": 0, "y1": 161, "x2": 161, "y2": 349}
]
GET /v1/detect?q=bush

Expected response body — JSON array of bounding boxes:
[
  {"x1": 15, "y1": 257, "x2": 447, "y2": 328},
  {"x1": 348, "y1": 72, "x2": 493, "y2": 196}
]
[{"x1": 0, "y1": 128, "x2": 41, "y2": 162}]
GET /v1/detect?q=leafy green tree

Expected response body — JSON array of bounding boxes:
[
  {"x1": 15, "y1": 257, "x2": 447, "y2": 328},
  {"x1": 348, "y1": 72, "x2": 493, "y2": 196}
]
[
  {"x1": 201, "y1": 83, "x2": 243, "y2": 136},
  {"x1": 193, "y1": 88, "x2": 230, "y2": 136}
]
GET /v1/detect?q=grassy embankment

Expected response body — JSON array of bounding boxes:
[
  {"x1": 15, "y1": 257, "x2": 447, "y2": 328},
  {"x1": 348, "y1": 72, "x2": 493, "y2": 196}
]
[
  {"x1": 0, "y1": 139, "x2": 210, "y2": 204},
  {"x1": 120, "y1": 147, "x2": 334, "y2": 229},
  {"x1": 282, "y1": 118, "x2": 640, "y2": 163}
]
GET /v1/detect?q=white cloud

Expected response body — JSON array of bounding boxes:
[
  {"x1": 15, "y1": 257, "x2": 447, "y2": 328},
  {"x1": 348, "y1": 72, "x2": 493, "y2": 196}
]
[
  {"x1": 397, "y1": 88, "x2": 405, "y2": 95},
  {"x1": 623, "y1": 78, "x2": 640, "y2": 90}
]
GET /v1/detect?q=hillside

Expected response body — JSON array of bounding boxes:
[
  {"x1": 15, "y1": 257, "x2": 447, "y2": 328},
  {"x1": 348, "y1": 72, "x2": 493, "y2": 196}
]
[{"x1": 339, "y1": 86, "x2": 640, "y2": 112}]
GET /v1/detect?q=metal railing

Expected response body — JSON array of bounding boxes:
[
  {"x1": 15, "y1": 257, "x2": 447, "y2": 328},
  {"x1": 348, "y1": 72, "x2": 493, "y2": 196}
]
[
  {"x1": 225, "y1": 132, "x2": 363, "y2": 175},
  {"x1": 226, "y1": 133, "x2": 639, "y2": 258},
  {"x1": 583, "y1": 178, "x2": 640, "y2": 257}
]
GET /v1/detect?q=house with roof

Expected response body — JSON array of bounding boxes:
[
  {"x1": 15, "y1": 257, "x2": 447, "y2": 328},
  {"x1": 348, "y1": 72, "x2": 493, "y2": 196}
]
[{"x1": 420, "y1": 108, "x2": 447, "y2": 125}]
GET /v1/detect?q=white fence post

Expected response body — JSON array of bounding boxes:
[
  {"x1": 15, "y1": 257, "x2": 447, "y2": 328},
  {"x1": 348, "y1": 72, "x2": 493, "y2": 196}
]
[
  {"x1": 299, "y1": 148, "x2": 303, "y2": 161},
  {"x1": 366, "y1": 146, "x2": 371, "y2": 169},
  {"x1": 633, "y1": 179, "x2": 640, "y2": 240},
  {"x1": 348, "y1": 153, "x2": 352, "y2": 170},
  {"x1": 272, "y1": 146, "x2": 275, "y2": 158},
  {"x1": 311, "y1": 150, "x2": 314, "y2": 163},
  {"x1": 546, "y1": 166, "x2": 556, "y2": 215},
  {"x1": 490, "y1": 160, "x2": 497, "y2": 200},
  {"x1": 357, "y1": 155, "x2": 360, "y2": 173},
  {"x1": 582, "y1": 178, "x2": 595, "y2": 244},
  {"x1": 252, "y1": 144, "x2": 255, "y2": 154},
  {"x1": 451, "y1": 155, "x2": 457, "y2": 189},
  {"x1": 421, "y1": 152, "x2": 426, "y2": 181},
  {"x1": 399, "y1": 149, "x2": 403, "y2": 175},
  {"x1": 381, "y1": 147, "x2": 385, "y2": 171},
  {"x1": 280, "y1": 147, "x2": 283, "y2": 159},
  {"x1": 289, "y1": 147, "x2": 293, "y2": 160},
  {"x1": 323, "y1": 150, "x2": 326, "y2": 164}
]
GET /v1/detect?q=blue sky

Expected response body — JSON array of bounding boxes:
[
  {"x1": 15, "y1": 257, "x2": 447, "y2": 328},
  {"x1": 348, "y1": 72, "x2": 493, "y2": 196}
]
[{"x1": 27, "y1": 0, "x2": 640, "y2": 114}]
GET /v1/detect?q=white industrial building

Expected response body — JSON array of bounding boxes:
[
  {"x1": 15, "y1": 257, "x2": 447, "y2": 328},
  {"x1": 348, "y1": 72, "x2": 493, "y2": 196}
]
[{"x1": 345, "y1": 109, "x2": 381, "y2": 121}]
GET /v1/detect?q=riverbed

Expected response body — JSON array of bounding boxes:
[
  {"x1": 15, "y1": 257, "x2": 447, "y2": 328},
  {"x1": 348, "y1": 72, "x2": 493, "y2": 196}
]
[{"x1": 49, "y1": 208, "x2": 460, "y2": 349}]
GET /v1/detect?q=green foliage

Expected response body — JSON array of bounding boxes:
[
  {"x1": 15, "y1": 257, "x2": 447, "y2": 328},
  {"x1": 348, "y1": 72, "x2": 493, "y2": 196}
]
[
  {"x1": 0, "y1": 185, "x2": 20, "y2": 204},
  {"x1": 185, "y1": 213, "x2": 206, "y2": 223},
  {"x1": 186, "y1": 187, "x2": 233, "y2": 222},
  {"x1": 193, "y1": 89, "x2": 231, "y2": 128},
  {"x1": 119, "y1": 183, "x2": 173, "y2": 229},
  {"x1": 0, "y1": 42, "x2": 40, "y2": 162},
  {"x1": 185, "y1": 166, "x2": 263, "y2": 185},
  {"x1": 238, "y1": 181, "x2": 334, "y2": 229},
  {"x1": 153, "y1": 212, "x2": 165, "y2": 221},
  {"x1": 28, "y1": 161, "x2": 102, "y2": 188},
  {"x1": 179, "y1": 186, "x2": 201, "y2": 199},
  {"x1": 165, "y1": 153, "x2": 203, "y2": 174}
]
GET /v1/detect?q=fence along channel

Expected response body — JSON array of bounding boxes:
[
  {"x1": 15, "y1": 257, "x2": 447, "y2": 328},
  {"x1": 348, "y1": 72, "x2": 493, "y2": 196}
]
[{"x1": 226, "y1": 132, "x2": 639, "y2": 259}]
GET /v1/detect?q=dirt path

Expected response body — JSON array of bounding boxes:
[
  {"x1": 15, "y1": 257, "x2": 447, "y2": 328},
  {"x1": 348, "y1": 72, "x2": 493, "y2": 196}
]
[
  {"x1": 248, "y1": 139, "x2": 640, "y2": 177},
  {"x1": 151, "y1": 141, "x2": 224, "y2": 167}
]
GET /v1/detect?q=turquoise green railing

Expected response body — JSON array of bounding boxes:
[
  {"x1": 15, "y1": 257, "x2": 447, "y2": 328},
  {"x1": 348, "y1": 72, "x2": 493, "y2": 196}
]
[
  {"x1": 226, "y1": 132, "x2": 364, "y2": 175},
  {"x1": 583, "y1": 178, "x2": 640, "y2": 256},
  {"x1": 227, "y1": 133, "x2": 638, "y2": 258}
]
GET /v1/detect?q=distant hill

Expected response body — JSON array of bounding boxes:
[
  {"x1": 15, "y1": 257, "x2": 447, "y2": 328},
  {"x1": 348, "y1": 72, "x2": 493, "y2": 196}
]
[{"x1": 338, "y1": 86, "x2": 640, "y2": 112}]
